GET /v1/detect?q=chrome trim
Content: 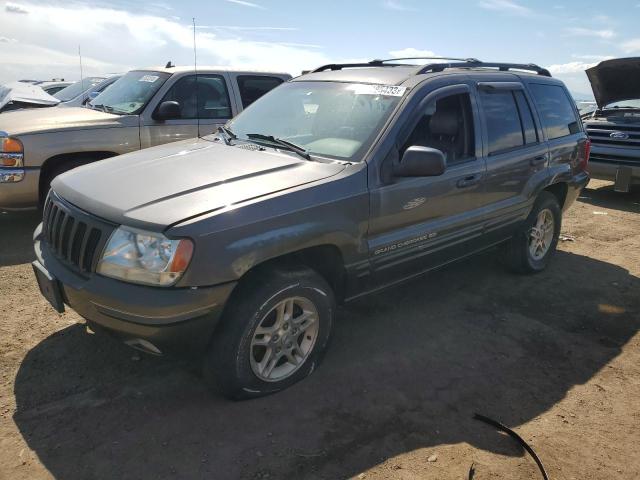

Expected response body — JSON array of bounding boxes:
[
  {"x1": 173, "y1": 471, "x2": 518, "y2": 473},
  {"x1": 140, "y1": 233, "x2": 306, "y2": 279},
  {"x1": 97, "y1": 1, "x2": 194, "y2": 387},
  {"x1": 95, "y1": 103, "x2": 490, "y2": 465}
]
[
  {"x1": 0, "y1": 168, "x2": 25, "y2": 183},
  {"x1": 0, "y1": 153, "x2": 24, "y2": 167}
]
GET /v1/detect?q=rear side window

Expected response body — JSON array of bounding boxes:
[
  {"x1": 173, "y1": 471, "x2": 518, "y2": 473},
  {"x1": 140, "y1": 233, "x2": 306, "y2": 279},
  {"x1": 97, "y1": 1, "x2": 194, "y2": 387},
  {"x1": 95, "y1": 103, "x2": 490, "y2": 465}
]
[
  {"x1": 514, "y1": 91, "x2": 538, "y2": 144},
  {"x1": 480, "y1": 90, "x2": 524, "y2": 154},
  {"x1": 529, "y1": 84, "x2": 580, "y2": 140},
  {"x1": 237, "y1": 75, "x2": 284, "y2": 109}
]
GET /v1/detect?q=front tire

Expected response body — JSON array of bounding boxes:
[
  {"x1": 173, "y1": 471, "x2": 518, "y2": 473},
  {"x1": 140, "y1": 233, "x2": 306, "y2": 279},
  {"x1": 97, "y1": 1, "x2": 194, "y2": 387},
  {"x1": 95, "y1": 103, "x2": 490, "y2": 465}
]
[
  {"x1": 503, "y1": 191, "x2": 561, "y2": 274},
  {"x1": 203, "y1": 267, "x2": 335, "y2": 400}
]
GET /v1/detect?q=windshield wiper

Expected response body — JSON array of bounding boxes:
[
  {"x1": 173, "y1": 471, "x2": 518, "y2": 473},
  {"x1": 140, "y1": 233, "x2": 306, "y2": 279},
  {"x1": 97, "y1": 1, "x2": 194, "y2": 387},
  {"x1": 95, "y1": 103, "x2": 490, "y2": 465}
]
[
  {"x1": 245, "y1": 133, "x2": 311, "y2": 160},
  {"x1": 90, "y1": 103, "x2": 121, "y2": 114},
  {"x1": 217, "y1": 125, "x2": 237, "y2": 145}
]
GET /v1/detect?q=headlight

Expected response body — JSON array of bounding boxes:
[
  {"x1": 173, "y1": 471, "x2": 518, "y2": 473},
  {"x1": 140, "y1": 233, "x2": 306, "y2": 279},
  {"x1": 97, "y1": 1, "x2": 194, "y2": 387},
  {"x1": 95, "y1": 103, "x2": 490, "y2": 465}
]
[
  {"x1": 97, "y1": 226, "x2": 194, "y2": 287},
  {"x1": 0, "y1": 133, "x2": 24, "y2": 168}
]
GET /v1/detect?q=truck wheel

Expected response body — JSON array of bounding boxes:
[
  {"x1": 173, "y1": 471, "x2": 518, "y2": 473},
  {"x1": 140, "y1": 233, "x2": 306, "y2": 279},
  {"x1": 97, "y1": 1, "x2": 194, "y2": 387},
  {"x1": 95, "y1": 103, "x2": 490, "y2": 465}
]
[
  {"x1": 503, "y1": 191, "x2": 561, "y2": 274},
  {"x1": 203, "y1": 267, "x2": 335, "y2": 400},
  {"x1": 39, "y1": 159, "x2": 93, "y2": 209}
]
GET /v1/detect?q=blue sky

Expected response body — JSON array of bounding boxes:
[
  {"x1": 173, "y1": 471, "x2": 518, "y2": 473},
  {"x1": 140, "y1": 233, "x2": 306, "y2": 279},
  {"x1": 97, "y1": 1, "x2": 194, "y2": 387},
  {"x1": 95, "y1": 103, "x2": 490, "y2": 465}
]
[{"x1": 1, "y1": 0, "x2": 640, "y2": 97}]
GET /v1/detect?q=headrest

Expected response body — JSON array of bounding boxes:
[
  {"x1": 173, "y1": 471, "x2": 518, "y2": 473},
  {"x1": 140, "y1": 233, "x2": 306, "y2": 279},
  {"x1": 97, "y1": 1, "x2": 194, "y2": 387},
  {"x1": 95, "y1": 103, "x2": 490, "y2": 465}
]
[{"x1": 430, "y1": 109, "x2": 459, "y2": 136}]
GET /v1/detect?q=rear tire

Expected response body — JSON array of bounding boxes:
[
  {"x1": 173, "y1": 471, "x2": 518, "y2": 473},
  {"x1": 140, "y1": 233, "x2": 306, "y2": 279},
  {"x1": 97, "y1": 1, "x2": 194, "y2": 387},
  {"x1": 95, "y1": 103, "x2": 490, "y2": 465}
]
[
  {"x1": 203, "y1": 267, "x2": 335, "y2": 400},
  {"x1": 502, "y1": 191, "x2": 561, "y2": 274}
]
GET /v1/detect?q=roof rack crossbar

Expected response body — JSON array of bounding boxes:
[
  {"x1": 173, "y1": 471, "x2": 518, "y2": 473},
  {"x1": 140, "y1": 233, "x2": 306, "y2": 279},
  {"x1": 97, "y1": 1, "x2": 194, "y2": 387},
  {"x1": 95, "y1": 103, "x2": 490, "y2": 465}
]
[{"x1": 416, "y1": 62, "x2": 551, "y2": 77}]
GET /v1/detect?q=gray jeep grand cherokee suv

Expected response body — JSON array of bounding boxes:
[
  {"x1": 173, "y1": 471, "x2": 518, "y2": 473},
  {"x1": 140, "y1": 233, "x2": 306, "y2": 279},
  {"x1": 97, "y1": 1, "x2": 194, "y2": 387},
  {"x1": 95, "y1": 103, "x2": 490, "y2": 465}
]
[{"x1": 32, "y1": 58, "x2": 590, "y2": 399}]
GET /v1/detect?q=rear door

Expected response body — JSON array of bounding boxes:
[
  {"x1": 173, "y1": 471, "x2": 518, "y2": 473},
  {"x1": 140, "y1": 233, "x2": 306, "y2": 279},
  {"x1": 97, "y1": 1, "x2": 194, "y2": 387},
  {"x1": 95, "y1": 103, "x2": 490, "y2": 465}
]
[
  {"x1": 367, "y1": 83, "x2": 488, "y2": 286},
  {"x1": 476, "y1": 81, "x2": 549, "y2": 243},
  {"x1": 228, "y1": 74, "x2": 287, "y2": 113},
  {"x1": 528, "y1": 82, "x2": 586, "y2": 186},
  {"x1": 139, "y1": 73, "x2": 235, "y2": 148}
]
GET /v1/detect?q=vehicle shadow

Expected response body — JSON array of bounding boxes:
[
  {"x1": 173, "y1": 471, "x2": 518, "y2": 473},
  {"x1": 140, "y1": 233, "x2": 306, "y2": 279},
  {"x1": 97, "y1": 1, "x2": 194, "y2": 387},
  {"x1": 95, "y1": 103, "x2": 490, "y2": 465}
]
[
  {"x1": 0, "y1": 210, "x2": 40, "y2": 267},
  {"x1": 579, "y1": 183, "x2": 640, "y2": 214},
  {"x1": 12, "y1": 250, "x2": 640, "y2": 479}
]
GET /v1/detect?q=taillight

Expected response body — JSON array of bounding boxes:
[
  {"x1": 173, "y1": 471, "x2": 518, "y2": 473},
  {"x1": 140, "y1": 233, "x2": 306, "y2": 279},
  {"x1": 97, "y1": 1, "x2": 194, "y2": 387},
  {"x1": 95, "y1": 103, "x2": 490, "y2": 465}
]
[{"x1": 579, "y1": 138, "x2": 591, "y2": 172}]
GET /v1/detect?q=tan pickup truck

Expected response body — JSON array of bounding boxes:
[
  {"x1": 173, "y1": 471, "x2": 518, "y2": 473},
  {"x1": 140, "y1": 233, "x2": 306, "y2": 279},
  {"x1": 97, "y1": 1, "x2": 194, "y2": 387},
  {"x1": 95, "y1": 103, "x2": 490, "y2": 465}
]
[{"x1": 0, "y1": 66, "x2": 291, "y2": 210}]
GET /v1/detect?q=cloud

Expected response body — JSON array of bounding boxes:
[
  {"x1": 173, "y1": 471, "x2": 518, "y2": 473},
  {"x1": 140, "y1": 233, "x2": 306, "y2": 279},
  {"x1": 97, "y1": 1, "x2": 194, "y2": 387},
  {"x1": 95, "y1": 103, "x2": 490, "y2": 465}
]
[
  {"x1": 571, "y1": 54, "x2": 614, "y2": 61},
  {"x1": 388, "y1": 48, "x2": 437, "y2": 58},
  {"x1": 197, "y1": 26, "x2": 298, "y2": 32},
  {"x1": 5, "y1": 2, "x2": 28, "y2": 14},
  {"x1": 546, "y1": 61, "x2": 596, "y2": 75},
  {"x1": 382, "y1": 0, "x2": 416, "y2": 11},
  {"x1": 0, "y1": 36, "x2": 18, "y2": 43},
  {"x1": 0, "y1": 2, "x2": 331, "y2": 84},
  {"x1": 564, "y1": 27, "x2": 615, "y2": 39},
  {"x1": 622, "y1": 38, "x2": 640, "y2": 53},
  {"x1": 478, "y1": 0, "x2": 532, "y2": 16},
  {"x1": 224, "y1": 0, "x2": 265, "y2": 9}
]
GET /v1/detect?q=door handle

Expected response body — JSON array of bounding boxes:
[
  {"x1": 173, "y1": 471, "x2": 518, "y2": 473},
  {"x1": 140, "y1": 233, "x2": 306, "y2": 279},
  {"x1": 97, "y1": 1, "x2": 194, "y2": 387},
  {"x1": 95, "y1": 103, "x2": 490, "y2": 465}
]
[
  {"x1": 456, "y1": 174, "x2": 481, "y2": 188},
  {"x1": 530, "y1": 155, "x2": 547, "y2": 166}
]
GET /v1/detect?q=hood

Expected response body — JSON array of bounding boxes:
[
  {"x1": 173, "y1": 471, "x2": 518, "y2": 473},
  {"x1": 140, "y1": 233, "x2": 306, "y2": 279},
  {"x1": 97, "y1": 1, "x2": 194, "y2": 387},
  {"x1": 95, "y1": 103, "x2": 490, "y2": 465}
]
[
  {"x1": 52, "y1": 138, "x2": 346, "y2": 230},
  {"x1": 0, "y1": 81, "x2": 60, "y2": 111},
  {"x1": 0, "y1": 106, "x2": 125, "y2": 136},
  {"x1": 586, "y1": 57, "x2": 640, "y2": 108}
]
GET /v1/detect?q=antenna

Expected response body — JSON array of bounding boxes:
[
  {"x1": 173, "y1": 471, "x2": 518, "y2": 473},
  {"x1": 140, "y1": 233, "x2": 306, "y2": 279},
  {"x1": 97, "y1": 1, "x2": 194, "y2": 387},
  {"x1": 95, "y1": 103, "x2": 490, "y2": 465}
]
[
  {"x1": 78, "y1": 45, "x2": 85, "y2": 103},
  {"x1": 192, "y1": 17, "x2": 200, "y2": 138}
]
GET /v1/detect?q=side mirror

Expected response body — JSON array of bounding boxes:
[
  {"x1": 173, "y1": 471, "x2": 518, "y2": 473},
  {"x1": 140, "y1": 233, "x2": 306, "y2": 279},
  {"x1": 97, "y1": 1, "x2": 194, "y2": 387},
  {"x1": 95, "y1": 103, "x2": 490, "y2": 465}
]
[
  {"x1": 394, "y1": 146, "x2": 446, "y2": 177},
  {"x1": 153, "y1": 101, "x2": 181, "y2": 121}
]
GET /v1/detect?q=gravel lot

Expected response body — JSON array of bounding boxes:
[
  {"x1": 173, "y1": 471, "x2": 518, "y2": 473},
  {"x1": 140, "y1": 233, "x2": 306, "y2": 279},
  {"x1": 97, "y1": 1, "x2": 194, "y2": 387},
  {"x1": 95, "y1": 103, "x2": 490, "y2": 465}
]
[{"x1": 1, "y1": 179, "x2": 639, "y2": 480}]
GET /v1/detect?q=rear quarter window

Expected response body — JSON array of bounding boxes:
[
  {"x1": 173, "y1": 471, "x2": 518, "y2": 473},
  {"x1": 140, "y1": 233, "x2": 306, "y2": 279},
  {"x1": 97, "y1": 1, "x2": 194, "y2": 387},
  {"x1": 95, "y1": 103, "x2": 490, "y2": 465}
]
[
  {"x1": 237, "y1": 75, "x2": 285, "y2": 109},
  {"x1": 529, "y1": 83, "x2": 580, "y2": 140}
]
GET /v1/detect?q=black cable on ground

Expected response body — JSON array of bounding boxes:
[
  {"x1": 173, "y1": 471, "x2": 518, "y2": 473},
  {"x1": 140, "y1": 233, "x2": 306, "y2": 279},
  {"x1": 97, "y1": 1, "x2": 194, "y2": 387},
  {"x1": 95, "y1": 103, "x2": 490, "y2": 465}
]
[{"x1": 473, "y1": 413, "x2": 549, "y2": 480}]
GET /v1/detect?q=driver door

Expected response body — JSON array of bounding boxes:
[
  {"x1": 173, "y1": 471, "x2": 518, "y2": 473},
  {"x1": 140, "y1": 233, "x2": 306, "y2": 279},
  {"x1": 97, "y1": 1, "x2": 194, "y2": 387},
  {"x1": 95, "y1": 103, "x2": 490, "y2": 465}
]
[
  {"x1": 367, "y1": 84, "x2": 488, "y2": 285},
  {"x1": 139, "y1": 73, "x2": 235, "y2": 148}
]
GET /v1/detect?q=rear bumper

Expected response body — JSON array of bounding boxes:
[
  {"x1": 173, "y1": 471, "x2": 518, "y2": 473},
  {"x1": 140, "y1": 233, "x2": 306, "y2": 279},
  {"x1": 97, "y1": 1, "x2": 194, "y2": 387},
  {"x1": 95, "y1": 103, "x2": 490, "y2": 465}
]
[
  {"x1": 34, "y1": 225, "x2": 237, "y2": 357},
  {"x1": 563, "y1": 171, "x2": 590, "y2": 211},
  {"x1": 0, "y1": 168, "x2": 40, "y2": 210}
]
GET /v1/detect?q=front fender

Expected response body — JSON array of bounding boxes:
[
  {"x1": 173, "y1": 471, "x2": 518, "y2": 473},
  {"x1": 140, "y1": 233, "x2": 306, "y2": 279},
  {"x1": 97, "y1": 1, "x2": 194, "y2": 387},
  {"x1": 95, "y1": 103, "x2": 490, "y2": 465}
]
[{"x1": 170, "y1": 167, "x2": 369, "y2": 287}]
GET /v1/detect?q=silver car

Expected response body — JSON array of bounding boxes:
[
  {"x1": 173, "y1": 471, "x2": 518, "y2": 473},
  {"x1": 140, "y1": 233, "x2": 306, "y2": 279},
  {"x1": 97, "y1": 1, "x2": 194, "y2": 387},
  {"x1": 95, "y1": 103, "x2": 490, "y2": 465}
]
[{"x1": 0, "y1": 66, "x2": 291, "y2": 210}]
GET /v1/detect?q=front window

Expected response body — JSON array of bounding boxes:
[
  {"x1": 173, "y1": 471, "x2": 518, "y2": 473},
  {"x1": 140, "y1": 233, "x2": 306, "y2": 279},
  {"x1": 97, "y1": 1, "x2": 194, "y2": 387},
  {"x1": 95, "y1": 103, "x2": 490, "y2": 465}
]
[
  {"x1": 53, "y1": 77, "x2": 105, "y2": 102},
  {"x1": 227, "y1": 81, "x2": 404, "y2": 161},
  {"x1": 89, "y1": 71, "x2": 171, "y2": 115}
]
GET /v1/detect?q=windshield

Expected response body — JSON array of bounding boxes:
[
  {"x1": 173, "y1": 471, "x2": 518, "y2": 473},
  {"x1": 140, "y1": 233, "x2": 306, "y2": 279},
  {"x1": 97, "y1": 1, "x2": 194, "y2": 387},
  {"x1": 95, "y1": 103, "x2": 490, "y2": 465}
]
[
  {"x1": 228, "y1": 81, "x2": 404, "y2": 161},
  {"x1": 89, "y1": 71, "x2": 170, "y2": 115},
  {"x1": 54, "y1": 77, "x2": 105, "y2": 102}
]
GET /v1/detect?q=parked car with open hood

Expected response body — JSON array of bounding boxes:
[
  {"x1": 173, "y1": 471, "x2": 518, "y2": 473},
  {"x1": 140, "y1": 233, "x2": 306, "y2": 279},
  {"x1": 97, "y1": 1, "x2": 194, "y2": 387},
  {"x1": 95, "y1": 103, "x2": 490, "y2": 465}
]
[
  {"x1": 0, "y1": 81, "x2": 61, "y2": 112},
  {"x1": 583, "y1": 57, "x2": 640, "y2": 191},
  {"x1": 0, "y1": 66, "x2": 291, "y2": 210},
  {"x1": 32, "y1": 57, "x2": 589, "y2": 399}
]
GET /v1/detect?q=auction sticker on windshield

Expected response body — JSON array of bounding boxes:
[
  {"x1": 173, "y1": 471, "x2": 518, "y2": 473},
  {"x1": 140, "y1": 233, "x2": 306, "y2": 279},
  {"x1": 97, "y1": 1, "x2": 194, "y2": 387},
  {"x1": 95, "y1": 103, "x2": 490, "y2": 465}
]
[
  {"x1": 139, "y1": 75, "x2": 159, "y2": 83},
  {"x1": 348, "y1": 84, "x2": 407, "y2": 96}
]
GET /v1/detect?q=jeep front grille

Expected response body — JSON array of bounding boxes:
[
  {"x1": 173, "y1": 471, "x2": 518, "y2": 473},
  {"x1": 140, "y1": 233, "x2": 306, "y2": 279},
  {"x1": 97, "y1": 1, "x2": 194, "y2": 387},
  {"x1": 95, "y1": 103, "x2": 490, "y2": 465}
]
[{"x1": 42, "y1": 193, "x2": 114, "y2": 273}]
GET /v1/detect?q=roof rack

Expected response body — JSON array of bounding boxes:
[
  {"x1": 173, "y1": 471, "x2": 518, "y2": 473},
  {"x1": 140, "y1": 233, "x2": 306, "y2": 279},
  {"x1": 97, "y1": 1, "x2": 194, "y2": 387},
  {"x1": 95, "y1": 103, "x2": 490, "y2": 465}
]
[
  {"x1": 416, "y1": 61, "x2": 551, "y2": 77},
  {"x1": 309, "y1": 58, "x2": 551, "y2": 77},
  {"x1": 310, "y1": 57, "x2": 480, "y2": 73}
]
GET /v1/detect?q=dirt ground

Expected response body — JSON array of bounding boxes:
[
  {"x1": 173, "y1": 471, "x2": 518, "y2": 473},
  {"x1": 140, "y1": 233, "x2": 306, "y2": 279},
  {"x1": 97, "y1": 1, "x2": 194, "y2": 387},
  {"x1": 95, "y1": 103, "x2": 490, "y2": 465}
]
[{"x1": 0, "y1": 179, "x2": 639, "y2": 480}]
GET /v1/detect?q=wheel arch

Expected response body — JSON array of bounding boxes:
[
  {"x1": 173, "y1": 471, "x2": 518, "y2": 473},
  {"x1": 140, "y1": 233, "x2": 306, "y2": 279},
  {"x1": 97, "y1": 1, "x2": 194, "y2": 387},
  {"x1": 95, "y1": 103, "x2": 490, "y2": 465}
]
[
  {"x1": 543, "y1": 181, "x2": 568, "y2": 209},
  {"x1": 233, "y1": 244, "x2": 347, "y2": 303},
  {"x1": 39, "y1": 151, "x2": 118, "y2": 201}
]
